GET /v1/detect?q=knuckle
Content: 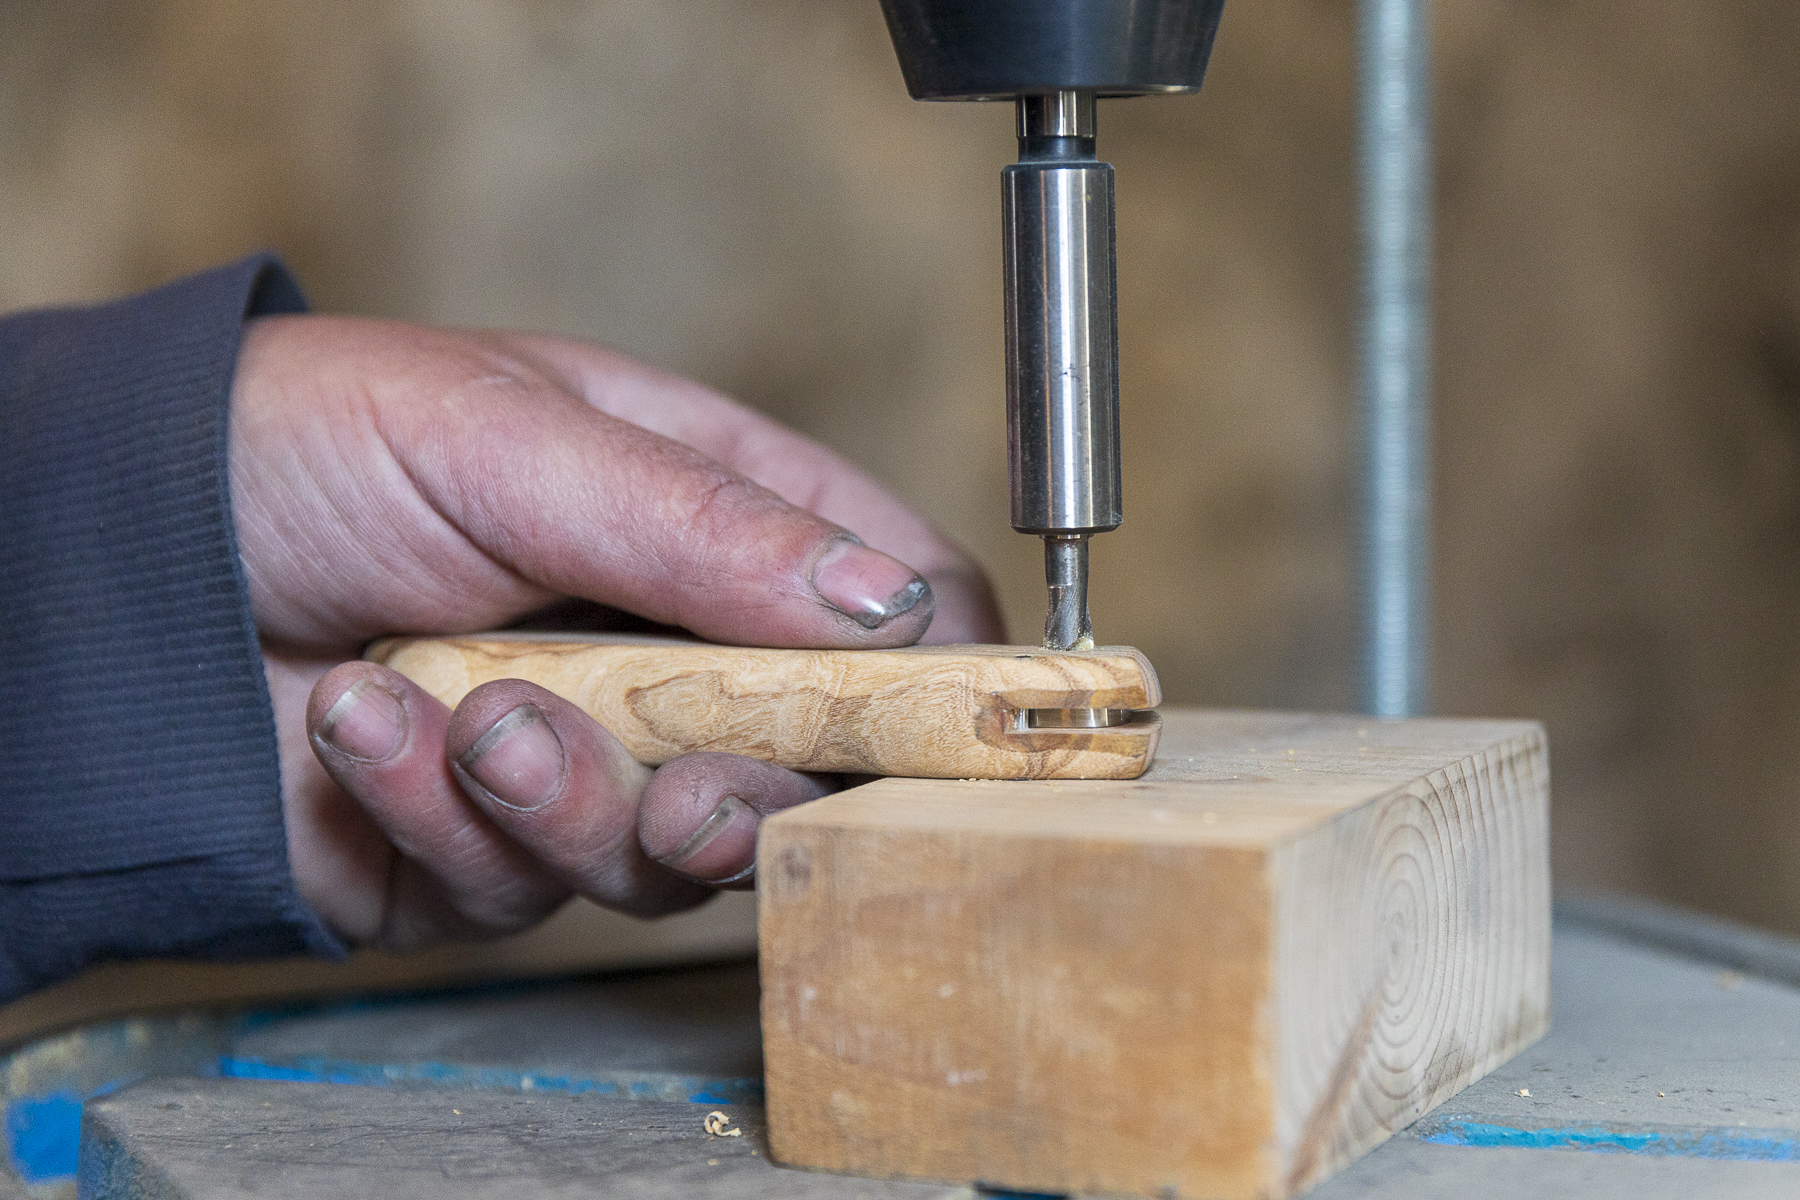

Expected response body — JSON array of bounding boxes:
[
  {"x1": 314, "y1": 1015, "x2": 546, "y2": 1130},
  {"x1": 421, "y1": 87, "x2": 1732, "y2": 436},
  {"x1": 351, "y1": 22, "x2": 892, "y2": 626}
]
[
  {"x1": 454, "y1": 885, "x2": 565, "y2": 934},
  {"x1": 648, "y1": 465, "x2": 798, "y2": 596},
  {"x1": 664, "y1": 465, "x2": 773, "y2": 540}
]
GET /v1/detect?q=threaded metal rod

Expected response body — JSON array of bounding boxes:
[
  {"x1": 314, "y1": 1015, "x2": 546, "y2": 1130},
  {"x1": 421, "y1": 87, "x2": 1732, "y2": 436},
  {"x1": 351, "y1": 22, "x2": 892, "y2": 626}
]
[{"x1": 1357, "y1": 0, "x2": 1433, "y2": 717}]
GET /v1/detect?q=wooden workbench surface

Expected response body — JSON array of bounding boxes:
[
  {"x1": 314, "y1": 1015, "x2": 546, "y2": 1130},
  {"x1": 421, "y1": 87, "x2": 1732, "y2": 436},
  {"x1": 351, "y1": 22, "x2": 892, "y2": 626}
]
[{"x1": 43, "y1": 918, "x2": 1800, "y2": 1199}]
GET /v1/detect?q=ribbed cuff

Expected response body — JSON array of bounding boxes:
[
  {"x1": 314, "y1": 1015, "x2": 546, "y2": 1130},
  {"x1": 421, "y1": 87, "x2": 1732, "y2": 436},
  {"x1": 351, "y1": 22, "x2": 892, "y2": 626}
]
[{"x1": 0, "y1": 255, "x2": 343, "y2": 1001}]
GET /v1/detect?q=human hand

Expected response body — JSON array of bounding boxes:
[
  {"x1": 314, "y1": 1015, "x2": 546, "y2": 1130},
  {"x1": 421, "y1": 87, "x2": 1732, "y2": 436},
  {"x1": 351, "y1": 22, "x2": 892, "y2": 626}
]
[{"x1": 229, "y1": 315, "x2": 1003, "y2": 950}]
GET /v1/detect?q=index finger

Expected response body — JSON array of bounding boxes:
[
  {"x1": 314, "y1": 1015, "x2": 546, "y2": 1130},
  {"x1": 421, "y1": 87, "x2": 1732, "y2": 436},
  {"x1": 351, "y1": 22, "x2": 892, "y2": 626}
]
[{"x1": 515, "y1": 337, "x2": 1005, "y2": 645}]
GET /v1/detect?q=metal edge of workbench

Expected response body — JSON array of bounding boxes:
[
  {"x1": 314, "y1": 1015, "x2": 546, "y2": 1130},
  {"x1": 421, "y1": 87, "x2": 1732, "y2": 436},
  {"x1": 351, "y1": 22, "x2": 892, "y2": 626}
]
[{"x1": 1553, "y1": 892, "x2": 1800, "y2": 990}]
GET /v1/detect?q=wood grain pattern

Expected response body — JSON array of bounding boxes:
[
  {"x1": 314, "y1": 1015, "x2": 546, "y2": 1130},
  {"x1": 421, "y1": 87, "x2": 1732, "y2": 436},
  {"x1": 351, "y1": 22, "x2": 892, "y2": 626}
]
[
  {"x1": 368, "y1": 634, "x2": 1161, "y2": 780},
  {"x1": 758, "y1": 708, "x2": 1552, "y2": 1199}
]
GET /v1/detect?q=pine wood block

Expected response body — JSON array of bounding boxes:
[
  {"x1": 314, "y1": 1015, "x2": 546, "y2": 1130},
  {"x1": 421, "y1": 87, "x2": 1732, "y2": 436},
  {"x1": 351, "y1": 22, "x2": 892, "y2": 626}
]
[
  {"x1": 758, "y1": 708, "x2": 1551, "y2": 1199},
  {"x1": 369, "y1": 634, "x2": 1160, "y2": 779}
]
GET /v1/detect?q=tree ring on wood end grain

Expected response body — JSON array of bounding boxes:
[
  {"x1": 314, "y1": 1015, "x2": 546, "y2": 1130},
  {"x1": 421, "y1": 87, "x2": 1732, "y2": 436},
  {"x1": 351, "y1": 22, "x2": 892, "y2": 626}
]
[{"x1": 1366, "y1": 793, "x2": 1456, "y2": 1099}]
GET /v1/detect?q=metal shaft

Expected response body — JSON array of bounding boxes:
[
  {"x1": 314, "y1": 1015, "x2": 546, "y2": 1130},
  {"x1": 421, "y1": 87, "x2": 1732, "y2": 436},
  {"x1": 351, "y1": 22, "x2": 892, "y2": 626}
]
[
  {"x1": 1356, "y1": 0, "x2": 1433, "y2": 716},
  {"x1": 1003, "y1": 90, "x2": 1122, "y2": 651}
]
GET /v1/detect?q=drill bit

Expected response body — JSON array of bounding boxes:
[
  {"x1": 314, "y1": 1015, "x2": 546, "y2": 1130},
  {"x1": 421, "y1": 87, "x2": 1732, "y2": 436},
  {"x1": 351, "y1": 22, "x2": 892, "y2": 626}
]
[
  {"x1": 1032, "y1": 531, "x2": 1133, "y2": 729},
  {"x1": 1043, "y1": 534, "x2": 1095, "y2": 652}
]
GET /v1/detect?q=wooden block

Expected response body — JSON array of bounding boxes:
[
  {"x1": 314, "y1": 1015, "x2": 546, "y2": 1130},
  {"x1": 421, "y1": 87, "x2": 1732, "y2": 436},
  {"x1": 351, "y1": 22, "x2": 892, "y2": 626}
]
[
  {"x1": 370, "y1": 633, "x2": 1160, "y2": 780},
  {"x1": 758, "y1": 708, "x2": 1551, "y2": 1199}
]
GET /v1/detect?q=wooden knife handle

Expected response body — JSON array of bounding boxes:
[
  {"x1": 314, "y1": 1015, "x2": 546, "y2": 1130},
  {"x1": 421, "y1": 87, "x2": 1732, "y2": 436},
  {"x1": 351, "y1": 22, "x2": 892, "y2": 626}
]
[{"x1": 367, "y1": 633, "x2": 1160, "y2": 780}]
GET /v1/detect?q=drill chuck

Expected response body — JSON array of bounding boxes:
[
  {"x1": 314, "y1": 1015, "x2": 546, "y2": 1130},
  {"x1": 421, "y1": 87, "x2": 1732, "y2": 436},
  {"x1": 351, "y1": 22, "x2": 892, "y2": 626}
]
[{"x1": 877, "y1": 2, "x2": 1228, "y2": 655}]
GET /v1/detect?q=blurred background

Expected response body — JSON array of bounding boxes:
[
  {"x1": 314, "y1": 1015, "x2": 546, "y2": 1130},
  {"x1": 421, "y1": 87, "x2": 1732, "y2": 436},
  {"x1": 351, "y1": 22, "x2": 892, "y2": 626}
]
[{"x1": 2, "y1": 0, "x2": 1797, "y2": 937}]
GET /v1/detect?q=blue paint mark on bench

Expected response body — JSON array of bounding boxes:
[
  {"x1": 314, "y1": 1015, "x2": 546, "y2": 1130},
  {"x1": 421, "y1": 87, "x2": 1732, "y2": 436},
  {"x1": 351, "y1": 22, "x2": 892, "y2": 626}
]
[
  {"x1": 218, "y1": 1057, "x2": 373, "y2": 1087},
  {"x1": 1418, "y1": 1118, "x2": 1800, "y2": 1162},
  {"x1": 4, "y1": 1091, "x2": 83, "y2": 1184},
  {"x1": 216, "y1": 1055, "x2": 764, "y2": 1106}
]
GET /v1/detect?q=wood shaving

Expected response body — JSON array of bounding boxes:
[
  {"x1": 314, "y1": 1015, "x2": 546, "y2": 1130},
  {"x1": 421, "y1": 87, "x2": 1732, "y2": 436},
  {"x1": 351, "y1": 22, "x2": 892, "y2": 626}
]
[{"x1": 704, "y1": 1110, "x2": 744, "y2": 1137}]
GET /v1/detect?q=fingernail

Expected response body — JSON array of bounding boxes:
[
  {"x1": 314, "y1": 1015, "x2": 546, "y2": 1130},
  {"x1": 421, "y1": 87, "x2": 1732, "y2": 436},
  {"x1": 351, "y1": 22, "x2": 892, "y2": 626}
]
[
  {"x1": 811, "y1": 538, "x2": 930, "y2": 629},
  {"x1": 655, "y1": 794, "x2": 761, "y2": 883},
  {"x1": 316, "y1": 680, "x2": 405, "y2": 761},
  {"x1": 452, "y1": 704, "x2": 565, "y2": 812}
]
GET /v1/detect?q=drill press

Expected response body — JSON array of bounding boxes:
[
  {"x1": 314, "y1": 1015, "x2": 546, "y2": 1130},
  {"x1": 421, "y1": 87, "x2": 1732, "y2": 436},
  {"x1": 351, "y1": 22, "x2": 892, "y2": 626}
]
[
  {"x1": 879, "y1": 0, "x2": 1226, "y2": 658},
  {"x1": 374, "y1": 4, "x2": 1213, "y2": 780}
]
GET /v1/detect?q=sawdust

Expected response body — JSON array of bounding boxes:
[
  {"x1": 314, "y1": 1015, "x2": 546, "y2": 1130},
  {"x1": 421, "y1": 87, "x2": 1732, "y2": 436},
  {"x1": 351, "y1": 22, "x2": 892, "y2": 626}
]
[{"x1": 704, "y1": 1110, "x2": 744, "y2": 1137}]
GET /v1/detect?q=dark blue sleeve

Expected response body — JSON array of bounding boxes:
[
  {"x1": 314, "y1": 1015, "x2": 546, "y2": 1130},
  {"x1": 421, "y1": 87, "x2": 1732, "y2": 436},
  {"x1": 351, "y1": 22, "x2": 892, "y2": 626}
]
[{"x1": 0, "y1": 255, "x2": 344, "y2": 1002}]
